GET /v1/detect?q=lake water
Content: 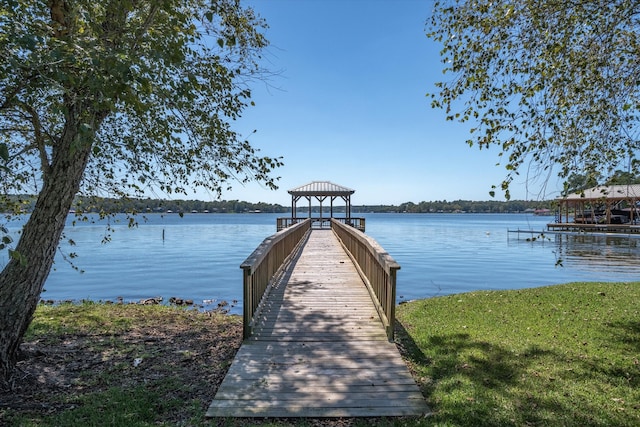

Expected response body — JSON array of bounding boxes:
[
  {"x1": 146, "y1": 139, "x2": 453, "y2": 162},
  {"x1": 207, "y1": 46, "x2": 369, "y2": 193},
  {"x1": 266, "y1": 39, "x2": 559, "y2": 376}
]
[{"x1": 2, "y1": 213, "x2": 640, "y2": 314}]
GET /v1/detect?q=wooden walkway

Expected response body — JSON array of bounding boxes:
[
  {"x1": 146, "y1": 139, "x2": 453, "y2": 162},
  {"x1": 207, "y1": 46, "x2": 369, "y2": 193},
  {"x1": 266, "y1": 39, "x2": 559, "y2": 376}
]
[{"x1": 206, "y1": 229, "x2": 429, "y2": 418}]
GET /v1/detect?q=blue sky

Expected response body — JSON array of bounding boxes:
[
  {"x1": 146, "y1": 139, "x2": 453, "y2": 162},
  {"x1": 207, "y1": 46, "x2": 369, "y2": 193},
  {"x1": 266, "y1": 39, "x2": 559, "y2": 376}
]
[{"x1": 211, "y1": 0, "x2": 561, "y2": 206}]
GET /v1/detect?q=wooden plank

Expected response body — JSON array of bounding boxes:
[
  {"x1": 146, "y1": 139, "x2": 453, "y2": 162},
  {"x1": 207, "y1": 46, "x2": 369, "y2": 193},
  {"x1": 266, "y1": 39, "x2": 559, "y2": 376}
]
[
  {"x1": 250, "y1": 328, "x2": 387, "y2": 336},
  {"x1": 210, "y1": 397, "x2": 427, "y2": 409},
  {"x1": 232, "y1": 342, "x2": 403, "y2": 358},
  {"x1": 207, "y1": 229, "x2": 429, "y2": 418},
  {"x1": 219, "y1": 369, "x2": 418, "y2": 384},
  {"x1": 225, "y1": 356, "x2": 410, "y2": 369},
  {"x1": 216, "y1": 387, "x2": 422, "y2": 406},
  {"x1": 253, "y1": 320, "x2": 381, "y2": 327},
  {"x1": 209, "y1": 406, "x2": 426, "y2": 418},
  {"x1": 214, "y1": 382, "x2": 420, "y2": 397}
]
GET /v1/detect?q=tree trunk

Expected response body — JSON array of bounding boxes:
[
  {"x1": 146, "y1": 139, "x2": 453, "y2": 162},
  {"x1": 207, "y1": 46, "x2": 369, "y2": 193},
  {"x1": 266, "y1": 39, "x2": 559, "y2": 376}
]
[{"x1": 0, "y1": 114, "x2": 94, "y2": 387}]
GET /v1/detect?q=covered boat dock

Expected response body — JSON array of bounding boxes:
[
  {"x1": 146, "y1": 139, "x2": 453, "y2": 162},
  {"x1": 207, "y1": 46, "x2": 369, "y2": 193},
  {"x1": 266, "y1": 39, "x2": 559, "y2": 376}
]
[{"x1": 548, "y1": 184, "x2": 640, "y2": 234}]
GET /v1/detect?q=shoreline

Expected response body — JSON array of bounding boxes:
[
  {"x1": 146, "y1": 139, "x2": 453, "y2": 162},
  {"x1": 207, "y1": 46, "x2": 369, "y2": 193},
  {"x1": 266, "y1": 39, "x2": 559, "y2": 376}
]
[{"x1": 38, "y1": 296, "x2": 240, "y2": 314}]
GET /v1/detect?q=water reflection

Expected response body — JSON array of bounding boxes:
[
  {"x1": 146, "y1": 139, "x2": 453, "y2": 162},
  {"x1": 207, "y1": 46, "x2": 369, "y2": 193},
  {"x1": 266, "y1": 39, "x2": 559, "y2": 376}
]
[{"x1": 553, "y1": 234, "x2": 640, "y2": 273}]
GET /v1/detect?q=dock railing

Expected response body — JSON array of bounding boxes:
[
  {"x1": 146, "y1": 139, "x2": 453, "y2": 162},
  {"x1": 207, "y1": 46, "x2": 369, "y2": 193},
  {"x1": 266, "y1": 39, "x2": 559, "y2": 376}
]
[
  {"x1": 240, "y1": 219, "x2": 311, "y2": 339},
  {"x1": 277, "y1": 217, "x2": 365, "y2": 232},
  {"x1": 330, "y1": 219, "x2": 400, "y2": 340}
]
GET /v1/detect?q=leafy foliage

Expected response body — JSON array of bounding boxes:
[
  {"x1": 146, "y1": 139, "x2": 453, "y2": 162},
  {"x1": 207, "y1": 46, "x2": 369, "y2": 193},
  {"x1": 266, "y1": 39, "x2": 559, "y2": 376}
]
[
  {"x1": 427, "y1": 0, "x2": 640, "y2": 199},
  {"x1": 0, "y1": 0, "x2": 282, "y2": 383},
  {"x1": 0, "y1": 0, "x2": 282, "y2": 207}
]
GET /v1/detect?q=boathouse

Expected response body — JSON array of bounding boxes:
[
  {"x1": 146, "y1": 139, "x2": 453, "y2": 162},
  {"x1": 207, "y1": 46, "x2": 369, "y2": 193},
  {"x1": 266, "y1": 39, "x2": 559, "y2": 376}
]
[{"x1": 548, "y1": 184, "x2": 640, "y2": 233}]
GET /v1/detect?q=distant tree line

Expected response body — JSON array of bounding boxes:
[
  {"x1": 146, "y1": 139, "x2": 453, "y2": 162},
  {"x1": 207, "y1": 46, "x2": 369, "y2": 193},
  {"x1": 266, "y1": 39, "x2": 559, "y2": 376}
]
[
  {"x1": 1, "y1": 195, "x2": 554, "y2": 215},
  {"x1": 356, "y1": 199, "x2": 552, "y2": 214},
  {"x1": 0, "y1": 195, "x2": 288, "y2": 214},
  {"x1": 71, "y1": 197, "x2": 291, "y2": 214}
]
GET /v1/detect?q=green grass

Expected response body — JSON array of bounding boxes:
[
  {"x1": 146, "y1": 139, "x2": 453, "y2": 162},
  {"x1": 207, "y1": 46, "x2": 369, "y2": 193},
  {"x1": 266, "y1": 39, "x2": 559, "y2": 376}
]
[
  {"x1": 17, "y1": 384, "x2": 173, "y2": 427},
  {"x1": 4, "y1": 283, "x2": 640, "y2": 426},
  {"x1": 24, "y1": 301, "x2": 186, "y2": 338},
  {"x1": 396, "y1": 282, "x2": 640, "y2": 426}
]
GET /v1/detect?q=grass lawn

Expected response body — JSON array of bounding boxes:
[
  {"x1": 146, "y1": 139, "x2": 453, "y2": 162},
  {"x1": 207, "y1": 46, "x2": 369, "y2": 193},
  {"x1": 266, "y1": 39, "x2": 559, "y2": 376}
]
[
  {"x1": 397, "y1": 282, "x2": 640, "y2": 426},
  {"x1": 1, "y1": 282, "x2": 639, "y2": 426}
]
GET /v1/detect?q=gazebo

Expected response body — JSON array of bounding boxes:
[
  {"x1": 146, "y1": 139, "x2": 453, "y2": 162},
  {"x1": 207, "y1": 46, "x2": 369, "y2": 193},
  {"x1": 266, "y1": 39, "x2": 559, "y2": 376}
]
[{"x1": 276, "y1": 181, "x2": 365, "y2": 231}]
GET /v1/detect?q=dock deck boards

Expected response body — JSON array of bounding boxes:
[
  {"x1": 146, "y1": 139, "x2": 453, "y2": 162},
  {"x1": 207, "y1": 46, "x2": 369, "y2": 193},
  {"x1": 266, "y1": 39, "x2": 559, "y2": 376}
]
[{"x1": 206, "y1": 229, "x2": 429, "y2": 418}]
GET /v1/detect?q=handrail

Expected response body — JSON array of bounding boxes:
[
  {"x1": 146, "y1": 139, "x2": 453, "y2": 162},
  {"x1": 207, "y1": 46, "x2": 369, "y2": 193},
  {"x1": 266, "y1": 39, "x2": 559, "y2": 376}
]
[
  {"x1": 240, "y1": 219, "x2": 311, "y2": 339},
  {"x1": 330, "y1": 219, "x2": 400, "y2": 340},
  {"x1": 277, "y1": 217, "x2": 365, "y2": 232}
]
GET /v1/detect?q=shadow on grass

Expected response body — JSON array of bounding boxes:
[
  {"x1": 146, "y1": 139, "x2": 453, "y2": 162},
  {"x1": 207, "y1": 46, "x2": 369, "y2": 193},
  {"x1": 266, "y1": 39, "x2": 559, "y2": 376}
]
[
  {"x1": 606, "y1": 320, "x2": 640, "y2": 352},
  {"x1": 395, "y1": 319, "x2": 638, "y2": 426},
  {"x1": 600, "y1": 320, "x2": 640, "y2": 389}
]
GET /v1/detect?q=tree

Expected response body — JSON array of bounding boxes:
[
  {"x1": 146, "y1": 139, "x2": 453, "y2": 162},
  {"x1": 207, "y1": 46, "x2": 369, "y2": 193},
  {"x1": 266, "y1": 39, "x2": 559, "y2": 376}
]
[
  {"x1": 0, "y1": 0, "x2": 281, "y2": 385},
  {"x1": 427, "y1": 0, "x2": 640, "y2": 199},
  {"x1": 563, "y1": 172, "x2": 602, "y2": 195},
  {"x1": 605, "y1": 169, "x2": 640, "y2": 185}
]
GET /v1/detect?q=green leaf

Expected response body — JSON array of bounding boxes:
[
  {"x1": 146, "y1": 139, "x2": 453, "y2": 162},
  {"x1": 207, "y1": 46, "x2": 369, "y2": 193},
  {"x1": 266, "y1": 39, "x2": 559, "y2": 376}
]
[{"x1": 9, "y1": 249, "x2": 27, "y2": 267}]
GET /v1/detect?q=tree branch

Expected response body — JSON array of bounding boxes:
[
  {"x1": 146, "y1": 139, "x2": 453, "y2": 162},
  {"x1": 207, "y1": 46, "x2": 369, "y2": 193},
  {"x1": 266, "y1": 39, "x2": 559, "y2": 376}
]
[
  {"x1": 131, "y1": 3, "x2": 160, "y2": 53},
  {"x1": 15, "y1": 101, "x2": 52, "y2": 179}
]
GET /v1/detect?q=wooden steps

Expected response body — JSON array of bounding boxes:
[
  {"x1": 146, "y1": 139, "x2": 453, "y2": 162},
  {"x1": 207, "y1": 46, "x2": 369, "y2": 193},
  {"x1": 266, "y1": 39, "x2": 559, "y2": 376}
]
[{"x1": 206, "y1": 229, "x2": 429, "y2": 418}]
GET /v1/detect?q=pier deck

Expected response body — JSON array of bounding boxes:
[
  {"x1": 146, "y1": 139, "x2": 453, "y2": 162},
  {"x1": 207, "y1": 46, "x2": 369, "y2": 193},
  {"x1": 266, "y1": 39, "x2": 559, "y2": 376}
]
[{"x1": 206, "y1": 229, "x2": 428, "y2": 418}]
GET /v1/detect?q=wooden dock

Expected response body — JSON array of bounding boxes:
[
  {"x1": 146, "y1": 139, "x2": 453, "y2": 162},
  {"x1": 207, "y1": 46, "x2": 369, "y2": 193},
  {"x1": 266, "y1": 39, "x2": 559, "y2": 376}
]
[{"x1": 206, "y1": 229, "x2": 429, "y2": 418}]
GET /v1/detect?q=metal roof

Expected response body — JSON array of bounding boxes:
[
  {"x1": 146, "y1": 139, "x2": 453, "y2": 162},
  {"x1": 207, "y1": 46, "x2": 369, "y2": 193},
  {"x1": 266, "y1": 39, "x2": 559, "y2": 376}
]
[
  {"x1": 561, "y1": 184, "x2": 640, "y2": 201},
  {"x1": 288, "y1": 181, "x2": 355, "y2": 196}
]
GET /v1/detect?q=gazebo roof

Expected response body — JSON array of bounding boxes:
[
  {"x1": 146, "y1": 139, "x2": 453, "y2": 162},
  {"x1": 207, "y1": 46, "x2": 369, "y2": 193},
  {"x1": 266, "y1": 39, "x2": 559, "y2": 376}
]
[
  {"x1": 288, "y1": 181, "x2": 355, "y2": 197},
  {"x1": 561, "y1": 184, "x2": 640, "y2": 201}
]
